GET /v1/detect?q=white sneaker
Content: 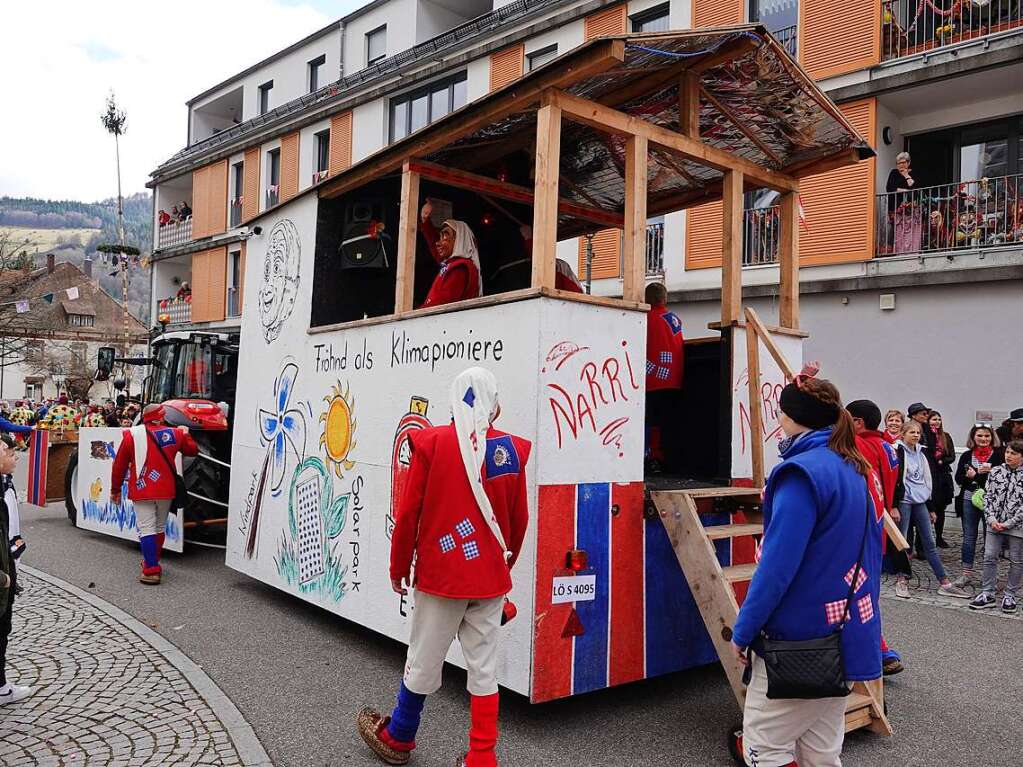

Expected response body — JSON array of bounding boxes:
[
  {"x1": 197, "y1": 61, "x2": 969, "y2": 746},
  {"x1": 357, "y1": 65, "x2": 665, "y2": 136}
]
[
  {"x1": 0, "y1": 684, "x2": 33, "y2": 705},
  {"x1": 938, "y1": 583, "x2": 971, "y2": 599},
  {"x1": 895, "y1": 580, "x2": 910, "y2": 598}
]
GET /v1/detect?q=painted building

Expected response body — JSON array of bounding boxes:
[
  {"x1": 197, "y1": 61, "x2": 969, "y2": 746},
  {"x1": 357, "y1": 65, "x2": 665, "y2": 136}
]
[{"x1": 148, "y1": 0, "x2": 1023, "y2": 440}]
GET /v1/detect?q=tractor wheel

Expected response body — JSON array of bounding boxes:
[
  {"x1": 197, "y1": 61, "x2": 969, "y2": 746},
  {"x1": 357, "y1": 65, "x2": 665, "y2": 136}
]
[
  {"x1": 64, "y1": 450, "x2": 79, "y2": 525},
  {"x1": 727, "y1": 722, "x2": 746, "y2": 766},
  {"x1": 181, "y1": 431, "x2": 230, "y2": 544}
]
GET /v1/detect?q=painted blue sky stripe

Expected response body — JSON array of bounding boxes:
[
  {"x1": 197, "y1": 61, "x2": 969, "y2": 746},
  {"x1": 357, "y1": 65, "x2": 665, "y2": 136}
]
[{"x1": 573, "y1": 482, "x2": 610, "y2": 695}]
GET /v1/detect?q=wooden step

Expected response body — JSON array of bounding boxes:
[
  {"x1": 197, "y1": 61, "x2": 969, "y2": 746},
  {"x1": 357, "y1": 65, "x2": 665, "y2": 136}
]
[
  {"x1": 706, "y1": 523, "x2": 764, "y2": 540},
  {"x1": 845, "y1": 692, "x2": 873, "y2": 712},
  {"x1": 721, "y1": 563, "x2": 757, "y2": 583}
]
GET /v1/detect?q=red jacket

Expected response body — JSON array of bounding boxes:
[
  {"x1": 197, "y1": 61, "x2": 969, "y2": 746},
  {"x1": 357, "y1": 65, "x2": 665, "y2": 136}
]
[
  {"x1": 111, "y1": 424, "x2": 199, "y2": 502},
  {"x1": 419, "y1": 219, "x2": 481, "y2": 309},
  {"x1": 390, "y1": 423, "x2": 531, "y2": 599},
  {"x1": 646, "y1": 304, "x2": 684, "y2": 391}
]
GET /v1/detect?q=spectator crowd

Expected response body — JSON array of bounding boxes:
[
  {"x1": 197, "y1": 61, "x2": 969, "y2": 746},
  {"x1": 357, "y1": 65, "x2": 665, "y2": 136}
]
[{"x1": 0, "y1": 395, "x2": 143, "y2": 446}]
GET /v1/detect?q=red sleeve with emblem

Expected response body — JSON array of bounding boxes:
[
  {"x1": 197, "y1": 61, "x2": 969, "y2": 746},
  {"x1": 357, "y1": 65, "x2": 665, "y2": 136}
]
[
  {"x1": 646, "y1": 306, "x2": 685, "y2": 391},
  {"x1": 390, "y1": 430, "x2": 431, "y2": 583},
  {"x1": 506, "y1": 437, "x2": 531, "y2": 569}
]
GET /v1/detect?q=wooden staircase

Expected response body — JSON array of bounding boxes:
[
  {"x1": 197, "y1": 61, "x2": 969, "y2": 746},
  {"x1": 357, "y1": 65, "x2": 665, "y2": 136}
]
[{"x1": 650, "y1": 486, "x2": 892, "y2": 736}]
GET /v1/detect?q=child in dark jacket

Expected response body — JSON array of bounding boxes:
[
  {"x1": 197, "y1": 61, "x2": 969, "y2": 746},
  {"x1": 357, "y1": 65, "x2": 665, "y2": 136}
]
[
  {"x1": 952, "y1": 424, "x2": 1004, "y2": 588},
  {"x1": 969, "y1": 440, "x2": 1023, "y2": 613}
]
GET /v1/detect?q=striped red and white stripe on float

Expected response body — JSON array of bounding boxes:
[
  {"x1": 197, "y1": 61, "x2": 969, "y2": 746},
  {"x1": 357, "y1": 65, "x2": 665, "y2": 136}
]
[{"x1": 26, "y1": 429, "x2": 49, "y2": 507}]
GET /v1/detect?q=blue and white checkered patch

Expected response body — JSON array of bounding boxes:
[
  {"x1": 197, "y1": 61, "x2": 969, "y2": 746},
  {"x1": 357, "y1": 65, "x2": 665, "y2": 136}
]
[
  {"x1": 455, "y1": 518, "x2": 475, "y2": 539},
  {"x1": 656, "y1": 366, "x2": 670, "y2": 380},
  {"x1": 135, "y1": 477, "x2": 147, "y2": 490},
  {"x1": 462, "y1": 540, "x2": 480, "y2": 560},
  {"x1": 439, "y1": 534, "x2": 456, "y2": 553},
  {"x1": 646, "y1": 360, "x2": 655, "y2": 375},
  {"x1": 148, "y1": 469, "x2": 161, "y2": 482},
  {"x1": 659, "y1": 351, "x2": 672, "y2": 364}
]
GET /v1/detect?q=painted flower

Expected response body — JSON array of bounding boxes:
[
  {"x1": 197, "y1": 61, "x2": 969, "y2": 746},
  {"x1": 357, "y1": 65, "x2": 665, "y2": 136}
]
[{"x1": 258, "y1": 362, "x2": 307, "y2": 495}]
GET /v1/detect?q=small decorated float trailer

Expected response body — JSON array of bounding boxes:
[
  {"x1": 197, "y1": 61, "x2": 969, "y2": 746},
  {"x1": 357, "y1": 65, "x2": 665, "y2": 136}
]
[{"x1": 224, "y1": 25, "x2": 889, "y2": 738}]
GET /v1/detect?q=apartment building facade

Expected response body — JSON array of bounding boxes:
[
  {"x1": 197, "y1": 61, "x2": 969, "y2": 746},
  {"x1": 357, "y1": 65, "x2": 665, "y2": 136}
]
[{"x1": 149, "y1": 0, "x2": 1022, "y2": 437}]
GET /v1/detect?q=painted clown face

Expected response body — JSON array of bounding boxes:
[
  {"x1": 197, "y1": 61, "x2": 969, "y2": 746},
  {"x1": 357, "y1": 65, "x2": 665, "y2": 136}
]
[{"x1": 260, "y1": 219, "x2": 301, "y2": 343}]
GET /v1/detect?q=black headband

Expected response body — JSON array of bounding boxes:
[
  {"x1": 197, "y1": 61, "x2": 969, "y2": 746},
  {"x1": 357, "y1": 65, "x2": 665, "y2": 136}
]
[{"x1": 780, "y1": 383, "x2": 840, "y2": 430}]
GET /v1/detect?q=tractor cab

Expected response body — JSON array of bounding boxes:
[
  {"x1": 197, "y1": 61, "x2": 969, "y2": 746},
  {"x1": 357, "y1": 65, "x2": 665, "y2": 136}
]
[{"x1": 145, "y1": 331, "x2": 238, "y2": 430}]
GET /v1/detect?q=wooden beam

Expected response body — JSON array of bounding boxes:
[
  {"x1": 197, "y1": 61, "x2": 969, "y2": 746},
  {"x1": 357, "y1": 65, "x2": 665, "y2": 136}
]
[
  {"x1": 650, "y1": 145, "x2": 700, "y2": 187},
  {"x1": 721, "y1": 170, "x2": 743, "y2": 325},
  {"x1": 622, "y1": 134, "x2": 648, "y2": 303},
  {"x1": 395, "y1": 162, "x2": 420, "y2": 314},
  {"x1": 699, "y1": 86, "x2": 783, "y2": 167},
  {"x1": 407, "y1": 159, "x2": 623, "y2": 229},
  {"x1": 678, "y1": 71, "x2": 700, "y2": 138},
  {"x1": 688, "y1": 35, "x2": 759, "y2": 74},
  {"x1": 778, "y1": 190, "x2": 800, "y2": 329},
  {"x1": 787, "y1": 147, "x2": 865, "y2": 179},
  {"x1": 548, "y1": 89, "x2": 798, "y2": 193},
  {"x1": 744, "y1": 306, "x2": 796, "y2": 381},
  {"x1": 531, "y1": 99, "x2": 561, "y2": 290},
  {"x1": 746, "y1": 325, "x2": 765, "y2": 487},
  {"x1": 320, "y1": 39, "x2": 626, "y2": 200}
]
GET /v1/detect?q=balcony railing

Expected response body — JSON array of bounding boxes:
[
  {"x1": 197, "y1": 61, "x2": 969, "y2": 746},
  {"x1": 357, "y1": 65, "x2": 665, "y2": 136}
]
[
  {"x1": 646, "y1": 222, "x2": 665, "y2": 275},
  {"x1": 230, "y1": 197, "x2": 243, "y2": 228},
  {"x1": 882, "y1": 0, "x2": 1023, "y2": 60},
  {"x1": 312, "y1": 169, "x2": 329, "y2": 184},
  {"x1": 743, "y1": 205, "x2": 782, "y2": 266},
  {"x1": 157, "y1": 218, "x2": 192, "y2": 250},
  {"x1": 156, "y1": 297, "x2": 192, "y2": 325},
  {"x1": 266, "y1": 186, "x2": 280, "y2": 208},
  {"x1": 227, "y1": 286, "x2": 241, "y2": 318},
  {"x1": 771, "y1": 24, "x2": 798, "y2": 57},
  {"x1": 875, "y1": 173, "x2": 1022, "y2": 257}
]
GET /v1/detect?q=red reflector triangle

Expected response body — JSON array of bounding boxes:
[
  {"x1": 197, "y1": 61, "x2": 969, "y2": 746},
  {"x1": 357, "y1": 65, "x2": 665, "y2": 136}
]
[{"x1": 562, "y1": 608, "x2": 584, "y2": 638}]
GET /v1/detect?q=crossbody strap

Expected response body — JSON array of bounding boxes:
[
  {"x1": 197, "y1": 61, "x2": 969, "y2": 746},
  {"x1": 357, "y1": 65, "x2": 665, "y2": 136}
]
[
  {"x1": 146, "y1": 430, "x2": 179, "y2": 479},
  {"x1": 838, "y1": 490, "x2": 873, "y2": 629}
]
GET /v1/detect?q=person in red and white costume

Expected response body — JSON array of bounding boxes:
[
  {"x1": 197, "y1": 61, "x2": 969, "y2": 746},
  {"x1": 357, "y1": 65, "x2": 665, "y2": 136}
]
[
  {"x1": 644, "y1": 281, "x2": 684, "y2": 473},
  {"x1": 110, "y1": 404, "x2": 198, "y2": 585},
  {"x1": 418, "y1": 201, "x2": 483, "y2": 309},
  {"x1": 358, "y1": 367, "x2": 530, "y2": 767}
]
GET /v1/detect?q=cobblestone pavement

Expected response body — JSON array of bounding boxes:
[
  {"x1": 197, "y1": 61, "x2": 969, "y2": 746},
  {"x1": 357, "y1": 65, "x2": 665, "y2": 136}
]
[
  {"x1": 0, "y1": 567, "x2": 271, "y2": 767},
  {"x1": 880, "y1": 523, "x2": 1021, "y2": 620}
]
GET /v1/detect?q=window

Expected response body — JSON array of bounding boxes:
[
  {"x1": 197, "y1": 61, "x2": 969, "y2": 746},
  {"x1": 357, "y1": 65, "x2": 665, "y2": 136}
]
[
  {"x1": 314, "y1": 130, "x2": 330, "y2": 182},
  {"x1": 308, "y1": 54, "x2": 326, "y2": 93},
  {"x1": 389, "y1": 72, "x2": 467, "y2": 143},
  {"x1": 527, "y1": 44, "x2": 559, "y2": 71},
  {"x1": 258, "y1": 81, "x2": 274, "y2": 115},
  {"x1": 748, "y1": 0, "x2": 798, "y2": 55},
  {"x1": 266, "y1": 149, "x2": 281, "y2": 207},
  {"x1": 366, "y1": 25, "x2": 387, "y2": 66},
  {"x1": 230, "y1": 161, "x2": 244, "y2": 227},
  {"x1": 631, "y1": 3, "x2": 670, "y2": 32},
  {"x1": 227, "y1": 249, "x2": 242, "y2": 317},
  {"x1": 67, "y1": 313, "x2": 95, "y2": 327}
]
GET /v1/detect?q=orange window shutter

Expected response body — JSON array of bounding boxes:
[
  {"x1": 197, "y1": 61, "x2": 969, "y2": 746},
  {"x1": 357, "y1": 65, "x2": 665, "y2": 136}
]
[
  {"x1": 489, "y1": 44, "x2": 524, "y2": 91},
  {"x1": 584, "y1": 4, "x2": 626, "y2": 39},
  {"x1": 577, "y1": 229, "x2": 622, "y2": 280},
  {"x1": 684, "y1": 200, "x2": 724, "y2": 270},
  {"x1": 207, "y1": 160, "x2": 228, "y2": 236},
  {"x1": 242, "y1": 148, "x2": 261, "y2": 223},
  {"x1": 206, "y1": 246, "x2": 227, "y2": 321},
  {"x1": 281, "y1": 132, "x2": 300, "y2": 202},
  {"x1": 693, "y1": 0, "x2": 744, "y2": 28},
  {"x1": 329, "y1": 112, "x2": 353, "y2": 176},
  {"x1": 191, "y1": 165, "x2": 210, "y2": 239},
  {"x1": 190, "y1": 249, "x2": 210, "y2": 321},
  {"x1": 799, "y1": 98, "x2": 877, "y2": 266},
  {"x1": 800, "y1": 0, "x2": 879, "y2": 79}
]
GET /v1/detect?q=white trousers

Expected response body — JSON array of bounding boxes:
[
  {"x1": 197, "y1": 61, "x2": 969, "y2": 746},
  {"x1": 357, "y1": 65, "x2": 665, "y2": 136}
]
[
  {"x1": 403, "y1": 590, "x2": 504, "y2": 697},
  {"x1": 743, "y1": 655, "x2": 847, "y2": 767},
  {"x1": 135, "y1": 499, "x2": 172, "y2": 538}
]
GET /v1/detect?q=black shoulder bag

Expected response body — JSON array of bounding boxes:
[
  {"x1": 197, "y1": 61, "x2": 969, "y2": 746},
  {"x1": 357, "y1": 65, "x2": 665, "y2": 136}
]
[
  {"x1": 756, "y1": 491, "x2": 872, "y2": 700},
  {"x1": 146, "y1": 430, "x2": 188, "y2": 515}
]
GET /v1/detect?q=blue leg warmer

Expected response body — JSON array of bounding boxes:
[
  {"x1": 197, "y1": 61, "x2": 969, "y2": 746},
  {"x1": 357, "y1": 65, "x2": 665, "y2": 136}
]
[
  {"x1": 140, "y1": 535, "x2": 159, "y2": 569},
  {"x1": 387, "y1": 681, "x2": 427, "y2": 744}
]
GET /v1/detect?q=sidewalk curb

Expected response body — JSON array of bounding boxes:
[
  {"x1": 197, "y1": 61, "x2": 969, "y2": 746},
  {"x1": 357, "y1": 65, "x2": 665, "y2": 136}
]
[{"x1": 20, "y1": 564, "x2": 274, "y2": 767}]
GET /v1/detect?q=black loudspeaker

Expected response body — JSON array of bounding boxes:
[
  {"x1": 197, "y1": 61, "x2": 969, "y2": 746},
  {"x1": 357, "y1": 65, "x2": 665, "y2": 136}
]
[{"x1": 339, "y1": 197, "x2": 394, "y2": 270}]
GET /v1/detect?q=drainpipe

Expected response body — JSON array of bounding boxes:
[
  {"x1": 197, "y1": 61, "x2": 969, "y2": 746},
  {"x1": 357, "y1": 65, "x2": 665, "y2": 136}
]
[{"x1": 338, "y1": 20, "x2": 346, "y2": 81}]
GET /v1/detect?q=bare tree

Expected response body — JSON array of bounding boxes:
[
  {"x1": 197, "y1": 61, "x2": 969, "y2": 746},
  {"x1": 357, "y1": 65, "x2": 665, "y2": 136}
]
[
  {"x1": 0, "y1": 230, "x2": 47, "y2": 396},
  {"x1": 29, "y1": 341, "x2": 95, "y2": 401}
]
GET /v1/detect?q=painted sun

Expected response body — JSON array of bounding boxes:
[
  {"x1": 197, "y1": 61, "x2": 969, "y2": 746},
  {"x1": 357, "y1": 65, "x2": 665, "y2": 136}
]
[{"x1": 320, "y1": 382, "x2": 357, "y2": 477}]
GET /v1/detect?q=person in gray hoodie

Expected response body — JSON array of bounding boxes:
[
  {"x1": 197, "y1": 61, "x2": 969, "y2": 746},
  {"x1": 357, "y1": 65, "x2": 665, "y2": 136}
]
[{"x1": 969, "y1": 439, "x2": 1023, "y2": 613}]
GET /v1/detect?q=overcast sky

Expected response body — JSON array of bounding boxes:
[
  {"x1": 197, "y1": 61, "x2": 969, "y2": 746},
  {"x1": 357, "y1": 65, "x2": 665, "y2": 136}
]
[{"x1": 1, "y1": 0, "x2": 365, "y2": 203}]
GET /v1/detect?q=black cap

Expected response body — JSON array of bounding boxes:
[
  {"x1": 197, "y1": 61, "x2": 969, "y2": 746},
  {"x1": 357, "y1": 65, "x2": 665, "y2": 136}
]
[
  {"x1": 1009, "y1": 408, "x2": 1023, "y2": 422},
  {"x1": 907, "y1": 402, "x2": 930, "y2": 416}
]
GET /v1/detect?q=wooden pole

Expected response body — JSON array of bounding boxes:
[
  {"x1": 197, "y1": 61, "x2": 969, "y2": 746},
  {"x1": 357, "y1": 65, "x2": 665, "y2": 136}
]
[
  {"x1": 678, "y1": 71, "x2": 700, "y2": 138},
  {"x1": 721, "y1": 169, "x2": 743, "y2": 325},
  {"x1": 622, "y1": 134, "x2": 648, "y2": 303},
  {"x1": 395, "y1": 162, "x2": 420, "y2": 313},
  {"x1": 745, "y1": 324, "x2": 765, "y2": 487},
  {"x1": 779, "y1": 190, "x2": 800, "y2": 329},
  {"x1": 744, "y1": 306, "x2": 796, "y2": 381},
  {"x1": 531, "y1": 97, "x2": 562, "y2": 290}
]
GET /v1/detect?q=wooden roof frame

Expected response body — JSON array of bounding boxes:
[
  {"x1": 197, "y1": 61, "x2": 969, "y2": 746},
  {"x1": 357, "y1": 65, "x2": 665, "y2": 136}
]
[{"x1": 314, "y1": 27, "x2": 871, "y2": 331}]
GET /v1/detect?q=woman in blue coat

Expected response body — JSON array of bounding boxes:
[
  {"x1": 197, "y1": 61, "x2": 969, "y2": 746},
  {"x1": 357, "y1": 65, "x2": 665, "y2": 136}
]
[{"x1": 731, "y1": 369, "x2": 882, "y2": 767}]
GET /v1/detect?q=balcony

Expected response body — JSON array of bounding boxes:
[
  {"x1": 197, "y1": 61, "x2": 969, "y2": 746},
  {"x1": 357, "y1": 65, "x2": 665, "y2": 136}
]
[
  {"x1": 875, "y1": 173, "x2": 1022, "y2": 257},
  {"x1": 157, "y1": 297, "x2": 192, "y2": 325},
  {"x1": 882, "y1": 0, "x2": 1022, "y2": 61},
  {"x1": 743, "y1": 205, "x2": 782, "y2": 266},
  {"x1": 771, "y1": 24, "x2": 798, "y2": 58},
  {"x1": 230, "y1": 197, "x2": 243, "y2": 228},
  {"x1": 157, "y1": 218, "x2": 192, "y2": 250},
  {"x1": 227, "y1": 286, "x2": 241, "y2": 318},
  {"x1": 645, "y1": 222, "x2": 665, "y2": 275}
]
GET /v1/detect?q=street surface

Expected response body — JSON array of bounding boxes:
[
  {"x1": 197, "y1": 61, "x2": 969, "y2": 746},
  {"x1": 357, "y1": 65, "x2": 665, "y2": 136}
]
[{"x1": 7, "y1": 471, "x2": 1019, "y2": 766}]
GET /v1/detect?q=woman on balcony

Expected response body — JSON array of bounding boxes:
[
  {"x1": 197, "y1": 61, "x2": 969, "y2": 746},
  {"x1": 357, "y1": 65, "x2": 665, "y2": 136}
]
[{"x1": 887, "y1": 152, "x2": 922, "y2": 254}]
